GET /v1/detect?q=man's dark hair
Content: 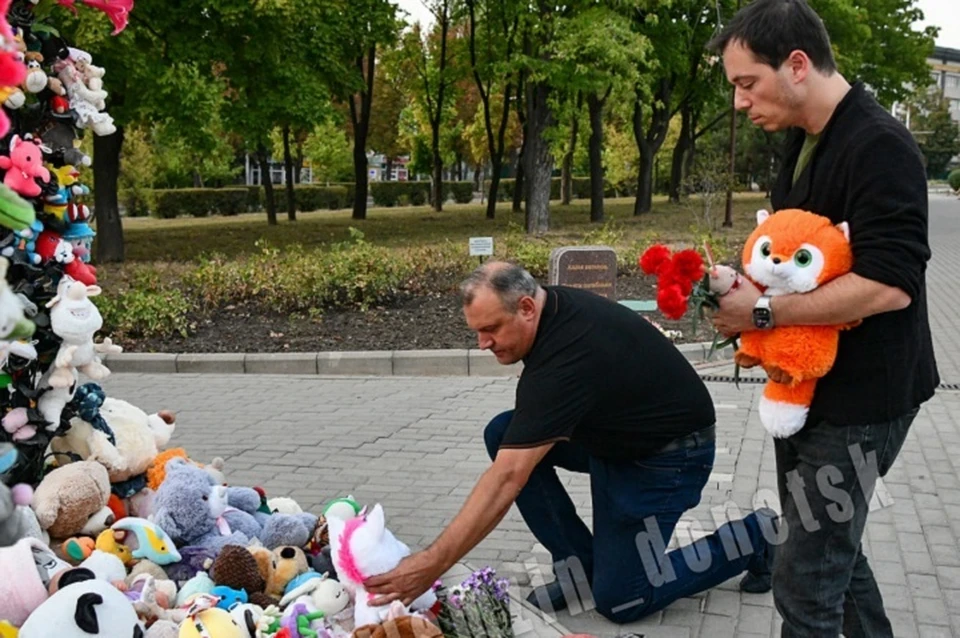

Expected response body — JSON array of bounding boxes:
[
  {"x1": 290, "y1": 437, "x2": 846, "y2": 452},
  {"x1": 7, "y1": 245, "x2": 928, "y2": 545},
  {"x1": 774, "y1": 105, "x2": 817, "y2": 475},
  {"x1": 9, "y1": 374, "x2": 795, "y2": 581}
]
[{"x1": 707, "y1": 0, "x2": 837, "y2": 73}]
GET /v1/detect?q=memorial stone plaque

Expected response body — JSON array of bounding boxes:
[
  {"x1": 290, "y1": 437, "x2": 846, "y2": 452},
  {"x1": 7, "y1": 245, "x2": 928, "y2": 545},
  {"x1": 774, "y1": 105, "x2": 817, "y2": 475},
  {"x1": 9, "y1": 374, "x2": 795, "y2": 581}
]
[{"x1": 548, "y1": 246, "x2": 618, "y2": 300}]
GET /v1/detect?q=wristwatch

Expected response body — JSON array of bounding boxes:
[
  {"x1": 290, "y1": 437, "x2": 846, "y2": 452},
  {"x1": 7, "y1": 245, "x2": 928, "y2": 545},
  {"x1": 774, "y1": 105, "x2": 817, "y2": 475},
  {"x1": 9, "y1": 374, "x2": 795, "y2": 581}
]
[{"x1": 753, "y1": 295, "x2": 774, "y2": 329}]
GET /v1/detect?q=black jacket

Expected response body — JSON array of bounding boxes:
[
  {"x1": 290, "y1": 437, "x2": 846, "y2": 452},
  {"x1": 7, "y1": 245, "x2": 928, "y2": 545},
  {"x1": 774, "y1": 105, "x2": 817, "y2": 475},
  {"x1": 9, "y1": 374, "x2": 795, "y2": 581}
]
[{"x1": 771, "y1": 81, "x2": 939, "y2": 425}]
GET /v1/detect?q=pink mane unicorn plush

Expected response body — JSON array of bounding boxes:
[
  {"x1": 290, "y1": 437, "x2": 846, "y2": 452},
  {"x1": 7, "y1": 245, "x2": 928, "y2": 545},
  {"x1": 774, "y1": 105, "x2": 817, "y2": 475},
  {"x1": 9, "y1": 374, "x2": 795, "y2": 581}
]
[{"x1": 327, "y1": 503, "x2": 438, "y2": 627}]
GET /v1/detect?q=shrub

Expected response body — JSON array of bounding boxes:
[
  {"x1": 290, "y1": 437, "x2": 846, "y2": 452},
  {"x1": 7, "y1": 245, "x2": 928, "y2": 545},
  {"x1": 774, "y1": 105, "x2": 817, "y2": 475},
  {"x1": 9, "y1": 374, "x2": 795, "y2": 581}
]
[
  {"x1": 267, "y1": 185, "x2": 348, "y2": 212},
  {"x1": 371, "y1": 181, "x2": 431, "y2": 207},
  {"x1": 152, "y1": 188, "x2": 248, "y2": 218},
  {"x1": 447, "y1": 181, "x2": 474, "y2": 204},
  {"x1": 98, "y1": 274, "x2": 191, "y2": 340},
  {"x1": 949, "y1": 169, "x2": 960, "y2": 192},
  {"x1": 121, "y1": 187, "x2": 151, "y2": 217},
  {"x1": 183, "y1": 230, "x2": 413, "y2": 313}
]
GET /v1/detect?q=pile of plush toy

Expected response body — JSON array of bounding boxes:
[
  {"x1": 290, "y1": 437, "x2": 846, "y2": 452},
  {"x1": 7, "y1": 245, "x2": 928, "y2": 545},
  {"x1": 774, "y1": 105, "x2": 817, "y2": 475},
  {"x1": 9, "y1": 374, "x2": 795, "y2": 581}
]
[
  {"x1": 1, "y1": 431, "x2": 457, "y2": 637},
  {"x1": 0, "y1": 2, "x2": 490, "y2": 637}
]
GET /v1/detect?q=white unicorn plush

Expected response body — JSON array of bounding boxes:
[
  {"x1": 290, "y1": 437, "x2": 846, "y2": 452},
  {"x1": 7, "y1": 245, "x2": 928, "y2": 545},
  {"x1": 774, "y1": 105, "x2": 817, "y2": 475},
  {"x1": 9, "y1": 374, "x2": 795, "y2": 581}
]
[{"x1": 327, "y1": 503, "x2": 437, "y2": 627}]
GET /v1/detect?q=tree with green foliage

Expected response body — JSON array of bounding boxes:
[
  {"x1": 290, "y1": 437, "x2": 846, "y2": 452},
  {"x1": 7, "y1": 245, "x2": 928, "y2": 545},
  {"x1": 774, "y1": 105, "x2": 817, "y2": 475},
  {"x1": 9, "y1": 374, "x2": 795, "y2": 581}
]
[
  {"x1": 909, "y1": 89, "x2": 960, "y2": 179},
  {"x1": 466, "y1": 0, "x2": 521, "y2": 218},
  {"x1": 329, "y1": 0, "x2": 401, "y2": 220},
  {"x1": 49, "y1": 0, "x2": 230, "y2": 260},
  {"x1": 809, "y1": 0, "x2": 937, "y2": 108},
  {"x1": 367, "y1": 47, "x2": 410, "y2": 181},
  {"x1": 398, "y1": 2, "x2": 461, "y2": 211},
  {"x1": 548, "y1": 5, "x2": 648, "y2": 222}
]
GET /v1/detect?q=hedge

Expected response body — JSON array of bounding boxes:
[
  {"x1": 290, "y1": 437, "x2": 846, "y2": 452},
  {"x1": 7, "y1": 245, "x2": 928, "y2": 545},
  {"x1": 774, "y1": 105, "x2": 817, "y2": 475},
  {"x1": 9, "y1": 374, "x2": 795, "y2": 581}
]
[
  {"x1": 153, "y1": 188, "x2": 249, "y2": 219},
  {"x1": 139, "y1": 186, "x2": 348, "y2": 218},
  {"x1": 130, "y1": 180, "x2": 476, "y2": 219},
  {"x1": 257, "y1": 185, "x2": 349, "y2": 212},
  {"x1": 949, "y1": 169, "x2": 960, "y2": 192},
  {"x1": 483, "y1": 177, "x2": 628, "y2": 202}
]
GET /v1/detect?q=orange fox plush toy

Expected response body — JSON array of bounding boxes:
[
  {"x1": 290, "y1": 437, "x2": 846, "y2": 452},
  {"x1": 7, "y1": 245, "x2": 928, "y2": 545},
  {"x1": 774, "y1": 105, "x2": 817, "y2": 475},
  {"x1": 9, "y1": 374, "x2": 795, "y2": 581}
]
[{"x1": 736, "y1": 208, "x2": 857, "y2": 438}]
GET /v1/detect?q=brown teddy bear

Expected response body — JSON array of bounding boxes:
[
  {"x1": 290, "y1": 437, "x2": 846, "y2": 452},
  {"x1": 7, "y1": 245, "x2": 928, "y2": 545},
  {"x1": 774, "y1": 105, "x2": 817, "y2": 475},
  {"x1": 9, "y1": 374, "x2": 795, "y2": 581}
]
[
  {"x1": 249, "y1": 544, "x2": 311, "y2": 598},
  {"x1": 351, "y1": 616, "x2": 444, "y2": 638},
  {"x1": 32, "y1": 460, "x2": 113, "y2": 539},
  {"x1": 210, "y1": 544, "x2": 277, "y2": 608}
]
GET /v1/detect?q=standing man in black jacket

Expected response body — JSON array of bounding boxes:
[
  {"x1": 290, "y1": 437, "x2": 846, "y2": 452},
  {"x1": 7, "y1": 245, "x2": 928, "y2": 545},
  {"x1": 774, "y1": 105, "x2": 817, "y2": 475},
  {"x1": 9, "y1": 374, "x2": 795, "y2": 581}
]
[{"x1": 708, "y1": 1, "x2": 939, "y2": 636}]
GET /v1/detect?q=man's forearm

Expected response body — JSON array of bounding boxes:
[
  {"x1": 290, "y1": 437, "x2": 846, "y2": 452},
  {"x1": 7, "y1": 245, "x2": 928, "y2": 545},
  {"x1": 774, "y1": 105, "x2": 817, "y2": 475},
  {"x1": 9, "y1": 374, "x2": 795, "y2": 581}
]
[
  {"x1": 426, "y1": 464, "x2": 522, "y2": 573},
  {"x1": 771, "y1": 272, "x2": 911, "y2": 326}
]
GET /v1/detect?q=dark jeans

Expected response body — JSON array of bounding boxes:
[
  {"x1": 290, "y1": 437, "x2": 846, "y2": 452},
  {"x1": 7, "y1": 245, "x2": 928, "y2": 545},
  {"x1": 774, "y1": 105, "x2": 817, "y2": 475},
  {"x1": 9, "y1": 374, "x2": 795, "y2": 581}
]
[
  {"x1": 484, "y1": 411, "x2": 774, "y2": 623},
  {"x1": 773, "y1": 408, "x2": 918, "y2": 637}
]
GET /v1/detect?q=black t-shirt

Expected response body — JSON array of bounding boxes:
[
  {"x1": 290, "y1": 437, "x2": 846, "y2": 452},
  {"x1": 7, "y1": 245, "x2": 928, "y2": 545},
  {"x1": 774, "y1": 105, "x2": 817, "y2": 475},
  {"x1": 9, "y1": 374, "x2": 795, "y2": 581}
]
[
  {"x1": 772, "y1": 82, "x2": 939, "y2": 425},
  {"x1": 498, "y1": 286, "x2": 716, "y2": 461}
]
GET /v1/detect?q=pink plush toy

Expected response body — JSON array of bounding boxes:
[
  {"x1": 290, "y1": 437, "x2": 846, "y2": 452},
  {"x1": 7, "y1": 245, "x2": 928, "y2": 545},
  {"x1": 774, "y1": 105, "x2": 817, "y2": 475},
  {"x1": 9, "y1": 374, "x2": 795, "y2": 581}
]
[
  {"x1": 0, "y1": 0, "x2": 26, "y2": 137},
  {"x1": 327, "y1": 503, "x2": 438, "y2": 627},
  {"x1": 0, "y1": 136, "x2": 51, "y2": 197}
]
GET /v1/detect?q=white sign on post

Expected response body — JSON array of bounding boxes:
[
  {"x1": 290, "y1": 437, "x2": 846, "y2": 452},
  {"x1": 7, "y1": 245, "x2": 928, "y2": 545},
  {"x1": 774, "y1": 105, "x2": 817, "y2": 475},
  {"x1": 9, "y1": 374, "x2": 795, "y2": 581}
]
[{"x1": 469, "y1": 237, "x2": 494, "y2": 257}]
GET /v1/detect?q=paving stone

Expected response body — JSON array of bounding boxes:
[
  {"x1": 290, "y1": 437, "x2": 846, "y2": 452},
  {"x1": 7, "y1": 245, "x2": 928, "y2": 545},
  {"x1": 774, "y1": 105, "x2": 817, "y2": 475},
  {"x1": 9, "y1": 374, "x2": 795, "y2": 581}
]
[
  {"x1": 909, "y1": 574, "x2": 943, "y2": 598},
  {"x1": 697, "y1": 614, "x2": 736, "y2": 638},
  {"x1": 91, "y1": 199, "x2": 960, "y2": 638},
  {"x1": 914, "y1": 597, "x2": 950, "y2": 626},
  {"x1": 735, "y1": 605, "x2": 773, "y2": 634}
]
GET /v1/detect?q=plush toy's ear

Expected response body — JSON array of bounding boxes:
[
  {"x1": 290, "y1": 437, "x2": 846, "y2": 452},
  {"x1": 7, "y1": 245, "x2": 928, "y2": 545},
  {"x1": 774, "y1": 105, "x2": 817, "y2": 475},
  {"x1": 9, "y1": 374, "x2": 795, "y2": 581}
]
[
  {"x1": 152, "y1": 507, "x2": 181, "y2": 542},
  {"x1": 756, "y1": 209, "x2": 770, "y2": 226},
  {"x1": 74, "y1": 591, "x2": 103, "y2": 633},
  {"x1": 59, "y1": 566, "x2": 96, "y2": 589},
  {"x1": 326, "y1": 513, "x2": 345, "y2": 545},
  {"x1": 85, "y1": 285, "x2": 102, "y2": 297},
  {"x1": 836, "y1": 221, "x2": 850, "y2": 243},
  {"x1": 368, "y1": 504, "x2": 385, "y2": 539},
  {"x1": 243, "y1": 608, "x2": 257, "y2": 635}
]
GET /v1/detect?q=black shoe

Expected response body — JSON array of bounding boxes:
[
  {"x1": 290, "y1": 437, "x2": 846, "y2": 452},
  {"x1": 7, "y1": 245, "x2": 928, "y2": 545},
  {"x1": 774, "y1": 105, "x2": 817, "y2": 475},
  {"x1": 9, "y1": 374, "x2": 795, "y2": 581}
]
[
  {"x1": 739, "y1": 507, "x2": 779, "y2": 594},
  {"x1": 526, "y1": 579, "x2": 571, "y2": 612}
]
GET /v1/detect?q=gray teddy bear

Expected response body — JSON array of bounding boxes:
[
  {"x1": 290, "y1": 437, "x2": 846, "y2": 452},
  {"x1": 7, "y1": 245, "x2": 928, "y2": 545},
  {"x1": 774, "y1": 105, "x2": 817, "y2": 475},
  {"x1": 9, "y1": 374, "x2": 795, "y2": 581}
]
[{"x1": 152, "y1": 457, "x2": 316, "y2": 552}]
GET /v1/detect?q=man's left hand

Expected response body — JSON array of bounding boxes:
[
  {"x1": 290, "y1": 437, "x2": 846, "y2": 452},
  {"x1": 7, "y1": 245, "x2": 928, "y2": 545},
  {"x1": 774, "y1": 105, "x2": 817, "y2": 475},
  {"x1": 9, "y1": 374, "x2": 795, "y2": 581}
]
[
  {"x1": 711, "y1": 277, "x2": 762, "y2": 337},
  {"x1": 365, "y1": 550, "x2": 444, "y2": 607}
]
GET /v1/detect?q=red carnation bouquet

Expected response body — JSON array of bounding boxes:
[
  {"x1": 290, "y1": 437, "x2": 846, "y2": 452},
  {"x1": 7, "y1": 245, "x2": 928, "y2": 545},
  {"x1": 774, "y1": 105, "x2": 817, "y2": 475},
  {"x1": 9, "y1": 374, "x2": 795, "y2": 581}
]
[
  {"x1": 638, "y1": 242, "x2": 739, "y2": 360},
  {"x1": 638, "y1": 244, "x2": 706, "y2": 320}
]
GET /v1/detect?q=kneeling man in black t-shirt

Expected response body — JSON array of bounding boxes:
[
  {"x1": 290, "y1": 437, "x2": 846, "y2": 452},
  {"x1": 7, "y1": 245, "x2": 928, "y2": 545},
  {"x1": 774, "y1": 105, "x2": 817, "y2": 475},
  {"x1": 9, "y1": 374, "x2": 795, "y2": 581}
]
[{"x1": 365, "y1": 261, "x2": 778, "y2": 623}]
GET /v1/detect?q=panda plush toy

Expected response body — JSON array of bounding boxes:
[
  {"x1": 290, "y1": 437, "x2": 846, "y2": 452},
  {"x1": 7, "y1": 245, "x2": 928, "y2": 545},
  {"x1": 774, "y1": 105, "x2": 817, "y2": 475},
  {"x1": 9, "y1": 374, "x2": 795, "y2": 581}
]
[{"x1": 19, "y1": 567, "x2": 145, "y2": 637}]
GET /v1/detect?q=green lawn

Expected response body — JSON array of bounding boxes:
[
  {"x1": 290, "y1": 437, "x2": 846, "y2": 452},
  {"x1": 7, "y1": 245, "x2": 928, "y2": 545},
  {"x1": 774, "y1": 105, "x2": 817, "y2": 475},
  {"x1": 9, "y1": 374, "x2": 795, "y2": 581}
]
[{"x1": 116, "y1": 194, "x2": 771, "y2": 264}]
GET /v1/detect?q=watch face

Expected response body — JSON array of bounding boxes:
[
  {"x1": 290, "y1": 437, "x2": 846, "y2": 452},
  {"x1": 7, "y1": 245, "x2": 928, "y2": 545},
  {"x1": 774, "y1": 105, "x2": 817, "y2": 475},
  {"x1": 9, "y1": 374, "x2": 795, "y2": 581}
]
[{"x1": 753, "y1": 308, "x2": 771, "y2": 327}]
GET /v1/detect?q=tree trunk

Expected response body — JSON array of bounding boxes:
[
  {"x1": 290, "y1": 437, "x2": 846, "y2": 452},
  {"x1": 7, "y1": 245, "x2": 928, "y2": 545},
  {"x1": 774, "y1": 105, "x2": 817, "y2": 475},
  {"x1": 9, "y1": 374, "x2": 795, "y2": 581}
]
[
  {"x1": 587, "y1": 91, "x2": 606, "y2": 223},
  {"x1": 295, "y1": 140, "x2": 304, "y2": 183},
  {"x1": 669, "y1": 105, "x2": 692, "y2": 202},
  {"x1": 257, "y1": 142, "x2": 277, "y2": 225},
  {"x1": 632, "y1": 80, "x2": 673, "y2": 215},
  {"x1": 385, "y1": 157, "x2": 393, "y2": 182},
  {"x1": 282, "y1": 124, "x2": 296, "y2": 221},
  {"x1": 467, "y1": 0, "x2": 518, "y2": 220},
  {"x1": 525, "y1": 81, "x2": 554, "y2": 235},
  {"x1": 512, "y1": 71, "x2": 527, "y2": 213},
  {"x1": 349, "y1": 47, "x2": 376, "y2": 220},
  {"x1": 431, "y1": 132, "x2": 443, "y2": 211},
  {"x1": 636, "y1": 139, "x2": 654, "y2": 216},
  {"x1": 92, "y1": 127, "x2": 125, "y2": 263},
  {"x1": 352, "y1": 143, "x2": 368, "y2": 219},
  {"x1": 513, "y1": 144, "x2": 525, "y2": 213},
  {"x1": 561, "y1": 91, "x2": 582, "y2": 205}
]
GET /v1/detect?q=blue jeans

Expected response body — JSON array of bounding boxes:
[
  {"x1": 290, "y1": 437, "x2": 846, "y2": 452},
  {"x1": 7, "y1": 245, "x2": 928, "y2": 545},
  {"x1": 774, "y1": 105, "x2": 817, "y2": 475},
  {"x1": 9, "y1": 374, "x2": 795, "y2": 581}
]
[
  {"x1": 773, "y1": 408, "x2": 918, "y2": 637},
  {"x1": 484, "y1": 411, "x2": 774, "y2": 623}
]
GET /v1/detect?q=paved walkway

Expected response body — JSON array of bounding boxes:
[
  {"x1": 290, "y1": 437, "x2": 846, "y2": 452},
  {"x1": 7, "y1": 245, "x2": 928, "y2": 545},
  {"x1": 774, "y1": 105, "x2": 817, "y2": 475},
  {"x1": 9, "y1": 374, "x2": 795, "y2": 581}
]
[{"x1": 96, "y1": 194, "x2": 960, "y2": 637}]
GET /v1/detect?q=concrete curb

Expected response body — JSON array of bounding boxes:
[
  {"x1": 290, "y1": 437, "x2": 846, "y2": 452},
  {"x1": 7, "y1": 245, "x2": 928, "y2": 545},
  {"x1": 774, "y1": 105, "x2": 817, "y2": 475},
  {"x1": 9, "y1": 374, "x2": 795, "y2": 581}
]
[{"x1": 101, "y1": 341, "x2": 734, "y2": 376}]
